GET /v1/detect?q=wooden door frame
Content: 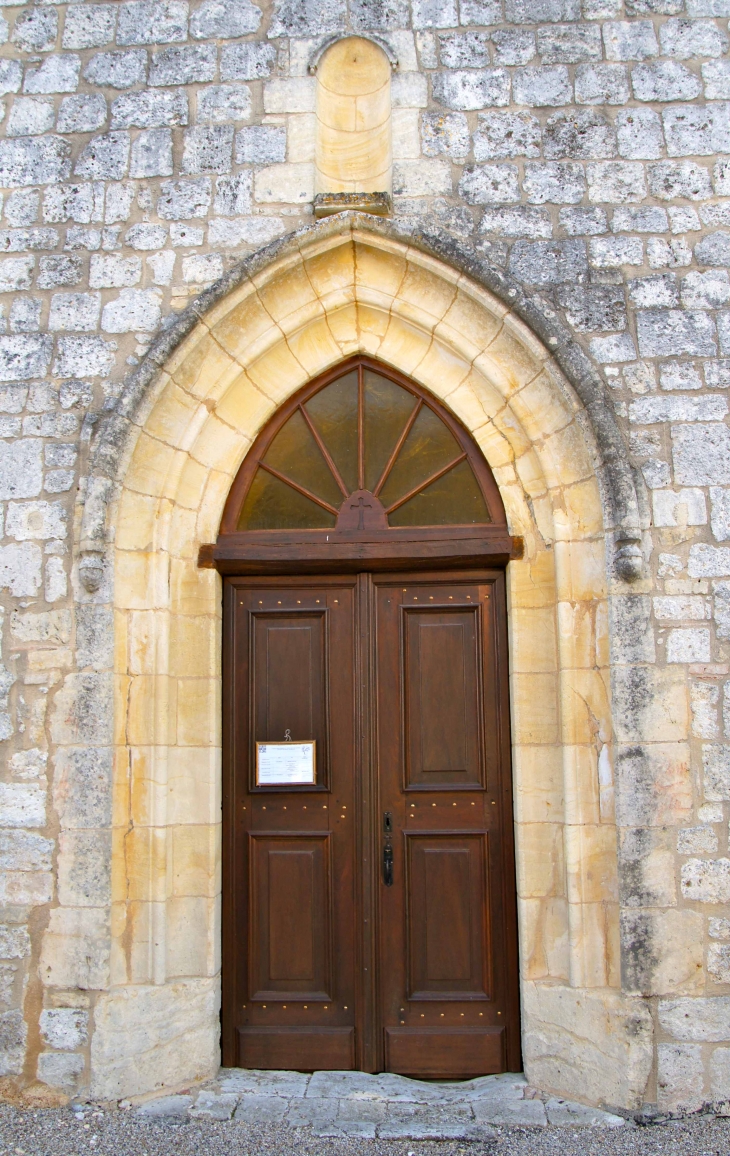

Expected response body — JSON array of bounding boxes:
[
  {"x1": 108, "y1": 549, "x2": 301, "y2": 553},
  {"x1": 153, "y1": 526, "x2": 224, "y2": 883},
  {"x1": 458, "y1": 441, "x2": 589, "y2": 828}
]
[{"x1": 221, "y1": 564, "x2": 521, "y2": 1075}]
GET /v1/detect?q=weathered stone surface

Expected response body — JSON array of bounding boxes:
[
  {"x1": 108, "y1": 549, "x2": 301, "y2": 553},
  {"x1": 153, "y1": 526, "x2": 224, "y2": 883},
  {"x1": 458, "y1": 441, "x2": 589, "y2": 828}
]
[
  {"x1": 522, "y1": 984, "x2": 653, "y2": 1110},
  {"x1": 90, "y1": 978, "x2": 219, "y2": 1099}
]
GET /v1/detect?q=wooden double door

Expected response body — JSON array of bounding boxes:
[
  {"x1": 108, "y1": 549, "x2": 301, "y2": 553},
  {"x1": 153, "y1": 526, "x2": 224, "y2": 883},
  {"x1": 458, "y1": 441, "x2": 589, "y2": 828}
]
[{"x1": 222, "y1": 571, "x2": 520, "y2": 1077}]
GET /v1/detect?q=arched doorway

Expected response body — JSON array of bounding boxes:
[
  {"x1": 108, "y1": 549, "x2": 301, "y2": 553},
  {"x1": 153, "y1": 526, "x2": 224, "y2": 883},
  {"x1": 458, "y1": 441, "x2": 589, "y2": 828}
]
[{"x1": 217, "y1": 356, "x2": 520, "y2": 1077}]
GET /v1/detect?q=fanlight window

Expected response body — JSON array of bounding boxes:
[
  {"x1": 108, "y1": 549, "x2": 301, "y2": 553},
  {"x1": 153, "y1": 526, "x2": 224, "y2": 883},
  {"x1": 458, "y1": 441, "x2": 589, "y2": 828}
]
[{"x1": 237, "y1": 363, "x2": 493, "y2": 532}]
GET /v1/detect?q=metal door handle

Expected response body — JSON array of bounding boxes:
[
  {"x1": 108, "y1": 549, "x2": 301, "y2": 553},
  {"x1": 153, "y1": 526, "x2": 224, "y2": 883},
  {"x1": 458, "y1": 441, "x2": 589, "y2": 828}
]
[{"x1": 383, "y1": 840, "x2": 393, "y2": 886}]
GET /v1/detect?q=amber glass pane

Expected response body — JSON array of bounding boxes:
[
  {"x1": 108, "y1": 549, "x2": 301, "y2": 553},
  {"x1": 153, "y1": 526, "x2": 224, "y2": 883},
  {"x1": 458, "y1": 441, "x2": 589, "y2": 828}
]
[
  {"x1": 379, "y1": 403, "x2": 460, "y2": 510},
  {"x1": 389, "y1": 459, "x2": 491, "y2": 527},
  {"x1": 304, "y1": 371, "x2": 358, "y2": 494},
  {"x1": 238, "y1": 468, "x2": 336, "y2": 530},
  {"x1": 363, "y1": 370, "x2": 418, "y2": 492},
  {"x1": 263, "y1": 408, "x2": 342, "y2": 508}
]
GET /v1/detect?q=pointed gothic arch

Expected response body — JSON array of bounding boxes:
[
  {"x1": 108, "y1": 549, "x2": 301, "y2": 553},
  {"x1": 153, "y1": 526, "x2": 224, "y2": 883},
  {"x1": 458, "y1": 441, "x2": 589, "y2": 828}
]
[{"x1": 61, "y1": 217, "x2": 653, "y2": 1107}]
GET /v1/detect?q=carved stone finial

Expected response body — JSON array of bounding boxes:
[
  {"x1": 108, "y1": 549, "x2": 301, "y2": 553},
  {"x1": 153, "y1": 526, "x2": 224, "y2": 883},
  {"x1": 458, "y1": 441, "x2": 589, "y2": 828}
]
[{"x1": 79, "y1": 552, "x2": 105, "y2": 593}]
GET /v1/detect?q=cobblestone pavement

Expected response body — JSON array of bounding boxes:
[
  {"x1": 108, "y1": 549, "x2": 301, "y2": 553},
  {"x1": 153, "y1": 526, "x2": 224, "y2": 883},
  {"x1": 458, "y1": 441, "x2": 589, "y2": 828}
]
[{"x1": 131, "y1": 1070, "x2": 627, "y2": 1137}]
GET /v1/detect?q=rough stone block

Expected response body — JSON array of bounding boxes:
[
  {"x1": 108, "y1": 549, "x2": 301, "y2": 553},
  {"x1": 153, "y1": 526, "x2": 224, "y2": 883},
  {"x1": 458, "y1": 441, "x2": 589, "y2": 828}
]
[
  {"x1": 459, "y1": 163, "x2": 519, "y2": 203},
  {"x1": 664, "y1": 105, "x2": 730, "y2": 159},
  {"x1": 0, "y1": 60, "x2": 21, "y2": 98},
  {"x1": 48, "y1": 292, "x2": 101, "y2": 333},
  {"x1": 394, "y1": 159, "x2": 452, "y2": 196},
  {"x1": 157, "y1": 177, "x2": 212, "y2": 219},
  {"x1": 182, "y1": 125, "x2": 233, "y2": 174},
  {"x1": 57, "y1": 94, "x2": 108, "y2": 135},
  {"x1": 268, "y1": 0, "x2": 346, "y2": 38},
  {"x1": 508, "y1": 238, "x2": 587, "y2": 284},
  {"x1": 616, "y1": 108, "x2": 663, "y2": 159},
  {"x1": 190, "y1": 0, "x2": 261, "y2": 38},
  {"x1": 480, "y1": 205, "x2": 552, "y2": 238},
  {"x1": 52, "y1": 335, "x2": 116, "y2": 378},
  {"x1": 682, "y1": 269, "x2": 730, "y2": 309},
  {"x1": 666, "y1": 627, "x2": 711, "y2": 663},
  {"x1": 199, "y1": 86, "x2": 252, "y2": 125},
  {"x1": 63, "y1": 5, "x2": 117, "y2": 50},
  {"x1": 422, "y1": 112, "x2": 470, "y2": 160},
  {"x1": 6, "y1": 188, "x2": 40, "y2": 227},
  {"x1": 12, "y1": 8, "x2": 58, "y2": 53},
  {"x1": 512, "y1": 66, "x2": 571, "y2": 106},
  {"x1": 0, "y1": 335, "x2": 52, "y2": 380},
  {"x1": 0, "y1": 137, "x2": 71, "y2": 187},
  {"x1": 433, "y1": 69, "x2": 510, "y2": 110},
  {"x1": 116, "y1": 1, "x2": 188, "y2": 46},
  {"x1": 638, "y1": 311, "x2": 717, "y2": 357},
  {"x1": 6, "y1": 97, "x2": 55, "y2": 139},
  {"x1": 604, "y1": 20, "x2": 658, "y2": 59},
  {"x1": 538, "y1": 24, "x2": 601, "y2": 62},
  {"x1": 214, "y1": 173, "x2": 252, "y2": 216},
  {"x1": 559, "y1": 205, "x2": 607, "y2": 234},
  {"x1": 652, "y1": 485, "x2": 703, "y2": 527},
  {"x1": 150, "y1": 44, "x2": 216, "y2": 87},
  {"x1": 587, "y1": 161, "x2": 646, "y2": 203},
  {"x1": 40, "y1": 1008, "x2": 88, "y2": 1051},
  {"x1": 101, "y1": 288, "x2": 161, "y2": 333},
  {"x1": 524, "y1": 160, "x2": 585, "y2": 203},
  {"x1": 74, "y1": 132, "x2": 130, "y2": 180},
  {"x1": 111, "y1": 89, "x2": 187, "y2": 130},
  {"x1": 657, "y1": 1044, "x2": 704, "y2": 1112},
  {"x1": 685, "y1": 857, "x2": 730, "y2": 907},
  {"x1": 556, "y1": 284, "x2": 626, "y2": 331},
  {"x1": 0, "y1": 1011, "x2": 26, "y2": 1077},
  {"x1": 473, "y1": 111, "x2": 540, "y2": 159},
  {"x1": 632, "y1": 61, "x2": 702, "y2": 102},
  {"x1": 628, "y1": 272, "x2": 678, "y2": 307},
  {"x1": 703, "y1": 743, "x2": 730, "y2": 800},
  {"x1": 220, "y1": 42, "x2": 276, "y2": 81},
  {"x1": 0, "y1": 542, "x2": 42, "y2": 596},
  {"x1": 545, "y1": 109, "x2": 615, "y2": 160},
  {"x1": 254, "y1": 162, "x2": 315, "y2": 203},
  {"x1": 0, "y1": 256, "x2": 33, "y2": 293},
  {"x1": 235, "y1": 126, "x2": 285, "y2": 165},
  {"x1": 23, "y1": 55, "x2": 80, "y2": 96},
  {"x1": 661, "y1": 17, "x2": 727, "y2": 58},
  {"x1": 412, "y1": 0, "x2": 459, "y2": 25},
  {"x1": 575, "y1": 62, "x2": 629, "y2": 104},
  {"x1": 90, "y1": 253, "x2": 142, "y2": 289},
  {"x1": 438, "y1": 31, "x2": 490, "y2": 68},
  {"x1": 83, "y1": 49, "x2": 147, "y2": 90},
  {"x1": 506, "y1": 0, "x2": 579, "y2": 17},
  {"x1": 703, "y1": 60, "x2": 730, "y2": 101},
  {"x1": 491, "y1": 30, "x2": 536, "y2": 65}
]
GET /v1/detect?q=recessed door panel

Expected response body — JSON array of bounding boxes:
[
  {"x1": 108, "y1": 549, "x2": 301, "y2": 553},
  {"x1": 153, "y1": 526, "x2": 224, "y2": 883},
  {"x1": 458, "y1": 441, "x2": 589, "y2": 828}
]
[
  {"x1": 249, "y1": 834, "x2": 332, "y2": 999},
  {"x1": 406, "y1": 833, "x2": 490, "y2": 999},
  {"x1": 404, "y1": 607, "x2": 483, "y2": 788},
  {"x1": 252, "y1": 610, "x2": 328, "y2": 785}
]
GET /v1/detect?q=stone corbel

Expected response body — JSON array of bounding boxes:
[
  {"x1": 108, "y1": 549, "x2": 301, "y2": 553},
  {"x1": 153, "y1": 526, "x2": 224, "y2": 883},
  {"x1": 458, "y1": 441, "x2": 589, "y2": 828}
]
[
  {"x1": 614, "y1": 532, "x2": 644, "y2": 582},
  {"x1": 79, "y1": 549, "x2": 106, "y2": 593}
]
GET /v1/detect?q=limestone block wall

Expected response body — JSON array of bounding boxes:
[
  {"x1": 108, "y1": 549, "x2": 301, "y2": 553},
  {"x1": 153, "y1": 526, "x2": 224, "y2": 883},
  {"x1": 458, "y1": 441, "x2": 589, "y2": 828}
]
[{"x1": 0, "y1": 0, "x2": 725, "y2": 1115}]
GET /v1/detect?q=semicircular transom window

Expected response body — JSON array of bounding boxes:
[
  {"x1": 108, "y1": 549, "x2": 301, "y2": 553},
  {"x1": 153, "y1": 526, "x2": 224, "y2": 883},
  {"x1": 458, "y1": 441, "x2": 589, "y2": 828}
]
[{"x1": 237, "y1": 362, "x2": 495, "y2": 532}]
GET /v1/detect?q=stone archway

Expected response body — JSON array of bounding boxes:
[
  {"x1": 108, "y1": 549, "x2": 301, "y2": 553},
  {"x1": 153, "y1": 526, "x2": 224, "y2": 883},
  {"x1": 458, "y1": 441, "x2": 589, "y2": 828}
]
[{"x1": 51, "y1": 216, "x2": 653, "y2": 1105}]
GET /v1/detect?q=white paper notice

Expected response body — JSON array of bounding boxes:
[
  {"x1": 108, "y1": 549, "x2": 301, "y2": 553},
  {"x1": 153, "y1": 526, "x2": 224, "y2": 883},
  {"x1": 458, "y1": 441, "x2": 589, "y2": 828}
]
[{"x1": 256, "y1": 741, "x2": 316, "y2": 786}]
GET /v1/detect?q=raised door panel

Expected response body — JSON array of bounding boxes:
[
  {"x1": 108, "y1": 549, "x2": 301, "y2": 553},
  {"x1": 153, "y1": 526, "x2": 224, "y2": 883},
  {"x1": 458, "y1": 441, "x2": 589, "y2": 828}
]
[
  {"x1": 406, "y1": 833, "x2": 490, "y2": 1000},
  {"x1": 404, "y1": 607, "x2": 483, "y2": 789},
  {"x1": 251, "y1": 610, "x2": 328, "y2": 786},
  {"x1": 249, "y1": 833, "x2": 333, "y2": 1000}
]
